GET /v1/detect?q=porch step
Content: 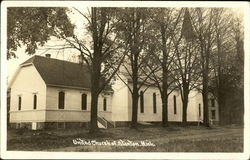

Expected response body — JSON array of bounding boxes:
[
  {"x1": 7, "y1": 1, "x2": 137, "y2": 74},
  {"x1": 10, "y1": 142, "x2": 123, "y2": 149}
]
[
  {"x1": 97, "y1": 116, "x2": 107, "y2": 129},
  {"x1": 97, "y1": 116, "x2": 115, "y2": 129},
  {"x1": 102, "y1": 117, "x2": 115, "y2": 128}
]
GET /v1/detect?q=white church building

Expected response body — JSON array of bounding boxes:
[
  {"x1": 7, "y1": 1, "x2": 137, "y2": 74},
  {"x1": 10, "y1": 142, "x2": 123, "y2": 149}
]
[{"x1": 8, "y1": 55, "x2": 218, "y2": 130}]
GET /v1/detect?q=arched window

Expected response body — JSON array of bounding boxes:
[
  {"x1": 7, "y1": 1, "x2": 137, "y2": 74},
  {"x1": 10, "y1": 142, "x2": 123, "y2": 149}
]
[
  {"x1": 153, "y1": 93, "x2": 157, "y2": 113},
  {"x1": 103, "y1": 98, "x2": 107, "y2": 111},
  {"x1": 173, "y1": 95, "x2": 177, "y2": 114},
  {"x1": 211, "y1": 110, "x2": 216, "y2": 119},
  {"x1": 198, "y1": 103, "x2": 201, "y2": 117},
  {"x1": 81, "y1": 93, "x2": 87, "y2": 110},
  {"x1": 58, "y1": 91, "x2": 65, "y2": 109},
  {"x1": 211, "y1": 99, "x2": 215, "y2": 107},
  {"x1": 18, "y1": 96, "x2": 22, "y2": 110},
  {"x1": 33, "y1": 94, "x2": 37, "y2": 110},
  {"x1": 140, "y1": 91, "x2": 144, "y2": 113}
]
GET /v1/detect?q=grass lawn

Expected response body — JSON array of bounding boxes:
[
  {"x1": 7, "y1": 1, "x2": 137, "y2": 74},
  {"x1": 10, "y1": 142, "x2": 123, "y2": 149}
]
[{"x1": 7, "y1": 125, "x2": 243, "y2": 152}]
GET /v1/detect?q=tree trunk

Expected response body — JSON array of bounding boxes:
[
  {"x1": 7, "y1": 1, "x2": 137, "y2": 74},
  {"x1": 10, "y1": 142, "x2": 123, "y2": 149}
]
[
  {"x1": 200, "y1": 39, "x2": 210, "y2": 127},
  {"x1": 89, "y1": 20, "x2": 102, "y2": 133},
  {"x1": 182, "y1": 96, "x2": 188, "y2": 126},
  {"x1": 182, "y1": 84, "x2": 189, "y2": 126},
  {"x1": 89, "y1": 90, "x2": 99, "y2": 133},
  {"x1": 130, "y1": 48, "x2": 140, "y2": 128},
  {"x1": 160, "y1": 24, "x2": 169, "y2": 127},
  {"x1": 202, "y1": 68, "x2": 209, "y2": 127},
  {"x1": 202, "y1": 76, "x2": 210, "y2": 127},
  {"x1": 131, "y1": 90, "x2": 139, "y2": 128},
  {"x1": 218, "y1": 89, "x2": 226, "y2": 125},
  {"x1": 216, "y1": 29, "x2": 226, "y2": 126},
  {"x1": 89, "y1": 59, "x2": 101, "y2": 133},
  {"x1": 131, "y1": 57, "x2": 139, "y2": 128},
  {"x1": 161, "y1": 94, "x2": 168, "y2": 127}
]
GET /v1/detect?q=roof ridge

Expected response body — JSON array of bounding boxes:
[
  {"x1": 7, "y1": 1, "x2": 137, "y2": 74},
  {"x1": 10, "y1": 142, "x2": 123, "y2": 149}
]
[
  {"x1": 35, "y1": 55, "x2": 83, "y2": 65},
  {"x1": 21, "y1": 54, "x2": 88, "y2": 67}
]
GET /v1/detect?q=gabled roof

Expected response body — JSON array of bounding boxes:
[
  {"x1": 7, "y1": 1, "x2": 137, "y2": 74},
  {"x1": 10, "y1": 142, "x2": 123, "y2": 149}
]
[{"x1": 20, "y1": 55, "x2": 112, "y2": 92}]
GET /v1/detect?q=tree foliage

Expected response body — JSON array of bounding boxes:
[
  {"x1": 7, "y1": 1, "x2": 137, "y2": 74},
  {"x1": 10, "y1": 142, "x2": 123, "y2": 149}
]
[{"x1": 7, "y1": 7, "x2": 74, "y2": 59}]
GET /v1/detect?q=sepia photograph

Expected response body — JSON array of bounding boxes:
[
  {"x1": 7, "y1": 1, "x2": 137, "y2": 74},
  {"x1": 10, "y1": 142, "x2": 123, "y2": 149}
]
[{"x1": 1, "y1": 1, "x2": 249, "y2": 159}]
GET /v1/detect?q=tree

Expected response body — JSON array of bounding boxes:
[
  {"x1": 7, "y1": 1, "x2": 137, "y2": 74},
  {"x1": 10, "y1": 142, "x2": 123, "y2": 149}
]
[
  {"x1": 210, "y1": 8, "x2": 244, "y2": 125},
  {"x1": 191, "y1": 8, "x2": 216, "y2": 127},
  {"x1": 66, "y1": 7, "x2": 125, "y2": 132},
  {"x1": 172, "y1": 9, "x2": 202, "y2": 126},
  {"x1": 7, "y1": 7, "x2": 74, "y2": 59},
  {"x1": 144, "y1": 8, "x2": 182, "y2": 127},
  {"x1": 115, "y1": 8, "x2": 158, "y2": 128}
]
